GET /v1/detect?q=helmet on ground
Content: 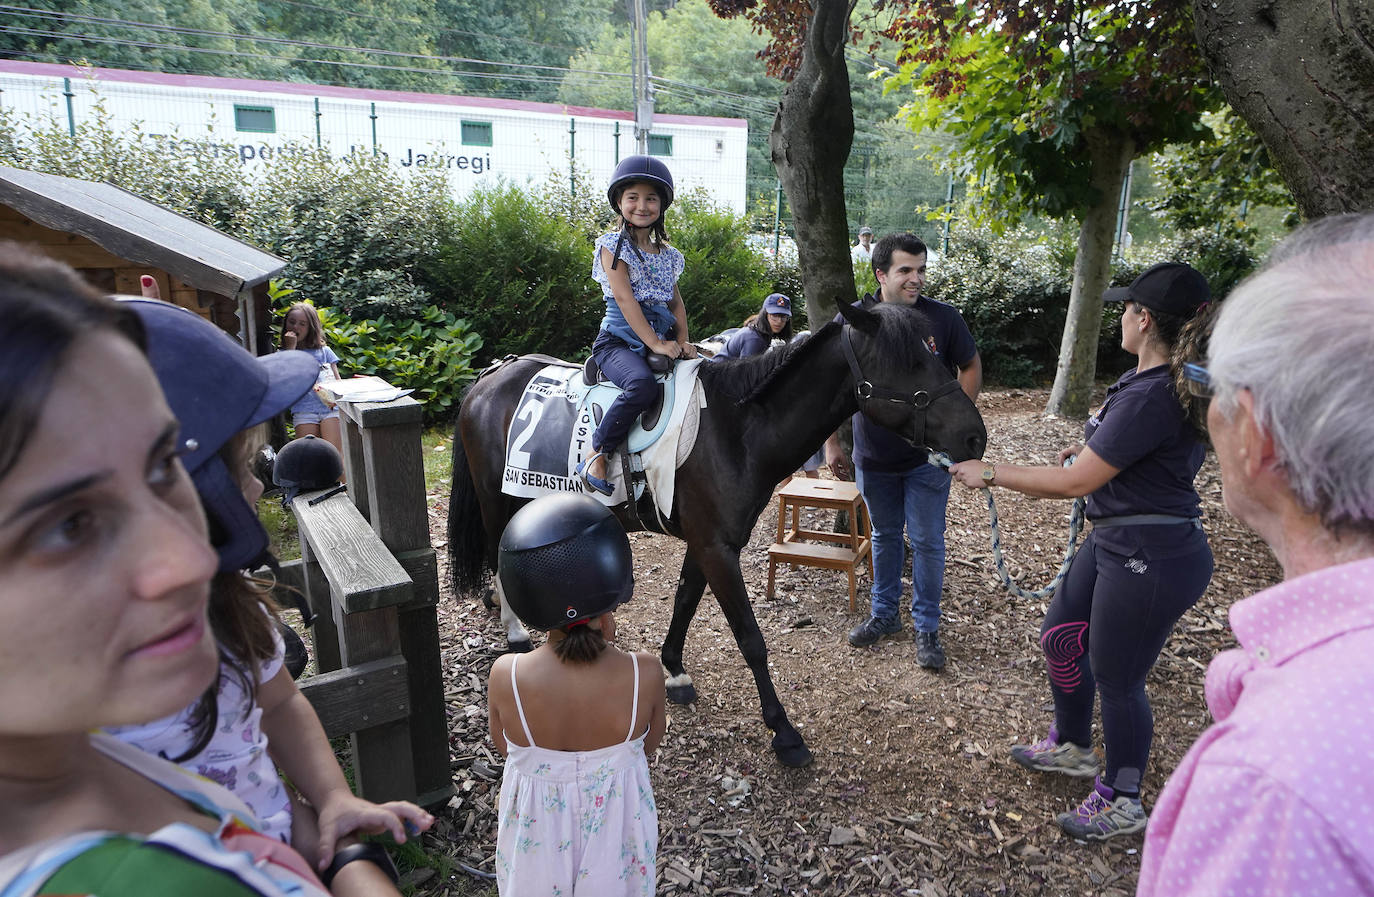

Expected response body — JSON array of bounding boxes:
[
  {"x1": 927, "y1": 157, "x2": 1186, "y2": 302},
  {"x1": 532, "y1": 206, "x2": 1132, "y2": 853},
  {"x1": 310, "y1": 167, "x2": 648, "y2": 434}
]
[
  {"x1": 273, "y1": 435, "x2": 344, "y2": 506},
  {"x1": 498, "y1": 493, "x2": 634, "y2": 631},
  {"x1": 119, "y1": 298, "x2": 317, "y2": 573},
  {"x1": 606, "y1": 155, "x2": 674, "y2": 218}
]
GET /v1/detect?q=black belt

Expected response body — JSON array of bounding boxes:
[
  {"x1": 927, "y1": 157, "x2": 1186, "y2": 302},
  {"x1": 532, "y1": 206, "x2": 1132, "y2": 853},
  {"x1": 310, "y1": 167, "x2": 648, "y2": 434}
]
[{"x1": 1091, "y1": 514, "x2": 1202, "y2": 529}]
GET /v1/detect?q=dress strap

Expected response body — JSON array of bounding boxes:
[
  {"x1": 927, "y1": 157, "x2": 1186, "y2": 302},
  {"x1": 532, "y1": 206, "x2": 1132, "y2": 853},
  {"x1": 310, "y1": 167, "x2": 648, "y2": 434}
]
[
  {"x1": 509, "y1": 654, "x2": 537, "y2": 748},
  {"x1": 625, "y1": 652, "x2": 641, "y2": 743}
]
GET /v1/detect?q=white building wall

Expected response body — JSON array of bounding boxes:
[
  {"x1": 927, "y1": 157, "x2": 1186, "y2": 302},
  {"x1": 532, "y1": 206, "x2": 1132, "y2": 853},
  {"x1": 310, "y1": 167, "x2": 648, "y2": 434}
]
[{"x1": 0, "y1": 63, "x2": 748, "y2": 212}]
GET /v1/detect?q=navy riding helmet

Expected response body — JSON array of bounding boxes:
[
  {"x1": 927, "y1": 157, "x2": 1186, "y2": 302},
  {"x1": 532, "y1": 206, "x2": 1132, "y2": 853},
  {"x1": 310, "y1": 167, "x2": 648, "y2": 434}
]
[
  {"x1": 606, "y1": 154, "x2": 675, "y2": 219},
  {"x1": 497, "y1": 493, "x2": 634, "y2": 632}
]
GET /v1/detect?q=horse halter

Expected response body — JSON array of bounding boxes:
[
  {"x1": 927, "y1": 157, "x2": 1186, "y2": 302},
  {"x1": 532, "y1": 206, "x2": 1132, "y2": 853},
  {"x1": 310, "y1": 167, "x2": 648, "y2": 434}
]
[{"x1": 840, "y1": 324, "x2": 964, "y2": 449}]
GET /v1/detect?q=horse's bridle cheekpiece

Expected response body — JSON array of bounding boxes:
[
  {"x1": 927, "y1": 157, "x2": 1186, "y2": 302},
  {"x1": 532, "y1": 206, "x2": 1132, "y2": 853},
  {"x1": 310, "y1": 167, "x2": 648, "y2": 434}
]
[{"x1": 840, "y1": 324, "x2": 963, "y2": 450}]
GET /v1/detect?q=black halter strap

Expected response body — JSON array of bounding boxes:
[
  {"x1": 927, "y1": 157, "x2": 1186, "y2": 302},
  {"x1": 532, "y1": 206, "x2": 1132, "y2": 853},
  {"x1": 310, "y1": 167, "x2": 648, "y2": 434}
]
[{"x1": 840, "y1": 324, "x2": 964, "y2": 448}]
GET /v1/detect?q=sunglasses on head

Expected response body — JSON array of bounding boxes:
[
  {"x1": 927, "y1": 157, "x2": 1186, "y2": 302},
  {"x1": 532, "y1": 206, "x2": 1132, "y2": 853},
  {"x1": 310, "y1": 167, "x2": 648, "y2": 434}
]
[{"x1": 1182, "y1": 362, "x2": 1212, "y2": 398}]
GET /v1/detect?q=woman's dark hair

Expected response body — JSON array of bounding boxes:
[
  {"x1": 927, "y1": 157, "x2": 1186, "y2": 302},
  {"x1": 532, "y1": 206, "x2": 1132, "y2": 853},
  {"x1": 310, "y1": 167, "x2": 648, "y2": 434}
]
[
  {"x1": 0, "y1": 242, "x2": 144, "y2": 481},
  {"x1": 1133, "y1": 298, "x2": 1222, "y2": 440},
  {"x1": 748, "y1": 303, "x2": 793, "y2": 343},
  {"x1": 174, "y1": 431, "x2": 284, "y2": 760},
  {"x1": 552, "y1": 622, "x2": 608, "y2": 665}
]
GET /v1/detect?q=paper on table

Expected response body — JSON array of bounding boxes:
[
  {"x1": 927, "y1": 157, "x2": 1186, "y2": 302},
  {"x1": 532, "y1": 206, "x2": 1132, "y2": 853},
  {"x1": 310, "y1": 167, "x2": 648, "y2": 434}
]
[{"x1": 317, "y1": 376, "x2": 414, "y2": 405}]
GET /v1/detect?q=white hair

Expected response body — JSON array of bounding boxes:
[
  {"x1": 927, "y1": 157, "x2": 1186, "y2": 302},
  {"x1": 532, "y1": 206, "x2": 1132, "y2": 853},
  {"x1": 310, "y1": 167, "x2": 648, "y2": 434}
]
[{"x1": 1208, "y1": 212, "x2": 1374, "y2": 533}]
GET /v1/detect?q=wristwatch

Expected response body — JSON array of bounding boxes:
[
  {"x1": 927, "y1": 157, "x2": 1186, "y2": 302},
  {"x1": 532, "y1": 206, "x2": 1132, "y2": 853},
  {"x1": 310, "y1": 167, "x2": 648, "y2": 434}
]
[{"x1": 980, "y1": 464, "x2": 996, "y2": 487}]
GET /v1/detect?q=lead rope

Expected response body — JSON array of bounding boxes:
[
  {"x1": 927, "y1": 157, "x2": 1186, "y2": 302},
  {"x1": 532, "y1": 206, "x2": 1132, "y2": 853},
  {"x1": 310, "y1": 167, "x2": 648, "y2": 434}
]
[{"x1": 926, "y1": 451, "x2": 1085, "y2": 600}]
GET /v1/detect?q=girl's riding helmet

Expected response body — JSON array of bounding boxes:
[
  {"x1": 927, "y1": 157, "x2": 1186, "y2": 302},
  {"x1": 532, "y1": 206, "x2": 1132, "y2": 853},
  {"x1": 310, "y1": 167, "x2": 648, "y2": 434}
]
[
  {"x1": 606, "y1": 154, "x2": 674, "y2": 217},
  {"x1": 498, "y1": 493, "x2": 634, "y2": 631},
  {"x1": 273, "y1": 434, "x2": 344, "y2": 506}
]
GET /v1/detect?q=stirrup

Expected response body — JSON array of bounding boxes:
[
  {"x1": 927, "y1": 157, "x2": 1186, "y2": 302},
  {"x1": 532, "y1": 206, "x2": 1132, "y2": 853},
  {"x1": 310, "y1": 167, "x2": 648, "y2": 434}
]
[{"x1": 576, "y1": 451, "x2": 614, "y2": 496}]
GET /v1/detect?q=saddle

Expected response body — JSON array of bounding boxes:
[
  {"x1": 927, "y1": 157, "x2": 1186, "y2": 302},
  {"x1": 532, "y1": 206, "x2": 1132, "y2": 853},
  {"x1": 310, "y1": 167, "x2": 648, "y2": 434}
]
[
  {"x1": 580, "y1": 351, "x2": 674, "y2": 433},
  {"x1": 500, "y1": 356, "x2": 701, "y2": 509}
]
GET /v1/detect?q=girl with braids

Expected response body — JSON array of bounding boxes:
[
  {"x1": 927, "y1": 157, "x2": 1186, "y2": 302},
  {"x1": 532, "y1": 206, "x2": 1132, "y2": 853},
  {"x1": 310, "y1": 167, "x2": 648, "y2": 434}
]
[
  {"x1": 949, "y1": 262, "x2": 1219, "y2": 841},
  {"x1": 487, "y1": 494, "x2": 665, "y2": 895},
  {"x1": 577, "y1": 155, "x2": 697, "y2": 496}
]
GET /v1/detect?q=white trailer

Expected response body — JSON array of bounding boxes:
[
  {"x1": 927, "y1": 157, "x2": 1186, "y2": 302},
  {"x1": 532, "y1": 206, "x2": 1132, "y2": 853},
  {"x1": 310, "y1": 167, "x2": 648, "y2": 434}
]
[{"x1": 0, "y1": 61, "x2": 749, "y2": 212}]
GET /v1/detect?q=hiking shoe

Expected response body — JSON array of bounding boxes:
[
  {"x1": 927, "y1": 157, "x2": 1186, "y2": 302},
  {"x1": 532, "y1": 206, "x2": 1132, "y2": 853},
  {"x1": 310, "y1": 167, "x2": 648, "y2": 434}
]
[
  {"x1": 1010, "y1": 730, "x2": 1101, "y2": 778},
  {"x1": 1056, "y1": 779, "x2": 1147, "y2": 841},
  {"x1": 914, "y1": 629, "x2": 946, "y2": 669},
  {"x1": 848, "y1": 615, "x2": 902, "y2": 647}
]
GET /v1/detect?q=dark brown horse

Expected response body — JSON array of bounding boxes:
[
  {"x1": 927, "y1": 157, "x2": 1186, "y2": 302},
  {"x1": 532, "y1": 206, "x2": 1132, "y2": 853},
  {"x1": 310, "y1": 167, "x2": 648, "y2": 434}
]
[{"x1": 448, "y1": 301, "x2": 986, "y2": 766}]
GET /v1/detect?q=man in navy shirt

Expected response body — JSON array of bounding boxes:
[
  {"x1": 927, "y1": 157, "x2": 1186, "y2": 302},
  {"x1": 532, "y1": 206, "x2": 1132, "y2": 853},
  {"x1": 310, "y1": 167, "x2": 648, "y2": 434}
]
[{"x1": 825, "y1": 233, "x2": 981, "y2": 669}]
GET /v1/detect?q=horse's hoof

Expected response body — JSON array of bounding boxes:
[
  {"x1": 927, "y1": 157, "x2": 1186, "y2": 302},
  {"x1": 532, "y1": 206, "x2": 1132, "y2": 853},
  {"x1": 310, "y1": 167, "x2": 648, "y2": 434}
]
[
  {"x1": 481, "y1": 586, "x2": 496, "y2": 610},
  {"x1": 666, "y1": 683, "x2": 697, "y2": 705},
  {"x1": 773, "y1": 736, "x2": 814, "y2": 768},
  {"x1": 506, "y1": 638, "x2": 533, "y2": 654}
]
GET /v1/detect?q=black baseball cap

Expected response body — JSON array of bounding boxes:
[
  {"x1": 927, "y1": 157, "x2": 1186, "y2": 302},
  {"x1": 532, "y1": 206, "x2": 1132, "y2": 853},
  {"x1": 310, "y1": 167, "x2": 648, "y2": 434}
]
[{"x1": 1103, "y1": 262, "x2": 1210, "y2": 317}]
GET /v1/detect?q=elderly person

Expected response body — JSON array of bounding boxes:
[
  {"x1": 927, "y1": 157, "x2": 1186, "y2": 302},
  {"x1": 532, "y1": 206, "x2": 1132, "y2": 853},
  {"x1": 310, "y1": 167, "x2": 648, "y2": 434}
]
[{"x1": 1138, "y1": 213, "x2": 1374, "y2": 894}]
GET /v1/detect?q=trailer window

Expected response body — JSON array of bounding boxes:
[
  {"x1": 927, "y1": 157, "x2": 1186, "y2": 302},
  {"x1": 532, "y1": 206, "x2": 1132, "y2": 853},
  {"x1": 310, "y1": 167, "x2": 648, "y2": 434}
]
[
  {"x1": 648, "y1": 134, "x2": 673, "y2": 156},
  {"x1": 234, "y1": 105, "x2": 276, "y2": 133},
  {"x1": 461, "y1": 120, "x2": 493, "y2": 147}
]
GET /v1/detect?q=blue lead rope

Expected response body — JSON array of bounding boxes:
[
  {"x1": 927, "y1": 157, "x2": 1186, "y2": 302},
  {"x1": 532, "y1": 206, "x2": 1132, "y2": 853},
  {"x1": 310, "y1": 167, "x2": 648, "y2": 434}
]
[{"x1": 927, "y1": 451, "x2": 1085, "y2": 600}]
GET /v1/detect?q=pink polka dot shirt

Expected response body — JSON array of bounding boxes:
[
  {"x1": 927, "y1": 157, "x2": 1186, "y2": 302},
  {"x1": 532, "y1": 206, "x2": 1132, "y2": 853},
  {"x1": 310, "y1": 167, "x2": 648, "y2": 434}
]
[{"x1": 1138, "y1": 556, "x2": 1374, "y2": 896}]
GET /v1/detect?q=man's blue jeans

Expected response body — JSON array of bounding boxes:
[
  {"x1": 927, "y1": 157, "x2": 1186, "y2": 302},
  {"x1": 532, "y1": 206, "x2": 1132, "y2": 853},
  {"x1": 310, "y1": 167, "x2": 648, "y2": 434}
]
[{"x1": 855, "y1": 462, "x2": 950, "y2": 633}]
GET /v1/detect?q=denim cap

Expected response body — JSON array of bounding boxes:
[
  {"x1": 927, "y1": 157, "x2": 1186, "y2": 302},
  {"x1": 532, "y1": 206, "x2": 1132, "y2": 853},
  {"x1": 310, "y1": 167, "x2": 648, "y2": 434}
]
[
  {"x1": 762, "y1": 293, "x2": 793, "y2": 316},
  {"x1": 858, "y1": 226, "x2": 872, "y2": 236},
  {"x1": 1103, "y1": 262, "x2": 1210, "y2": 317},
  {"x1": 118, "y1": 298, "x2": 317, "y2": 572}
]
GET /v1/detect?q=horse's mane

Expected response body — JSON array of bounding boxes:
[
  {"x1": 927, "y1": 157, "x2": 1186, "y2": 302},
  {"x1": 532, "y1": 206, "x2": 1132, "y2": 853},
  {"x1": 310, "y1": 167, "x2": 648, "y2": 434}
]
[
  {"x1": 698, "y1": 322, "x2": 840, "y2": 405},
  {"x1": 696, "y1": 303, "x2": 937, "y2": 406}
]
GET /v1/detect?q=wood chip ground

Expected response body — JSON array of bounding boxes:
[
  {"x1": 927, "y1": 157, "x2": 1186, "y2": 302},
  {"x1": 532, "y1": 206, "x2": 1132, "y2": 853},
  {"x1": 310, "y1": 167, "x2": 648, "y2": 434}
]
[{"x1": 412, "y1": 386, "x2": 1281, "y2": 896}]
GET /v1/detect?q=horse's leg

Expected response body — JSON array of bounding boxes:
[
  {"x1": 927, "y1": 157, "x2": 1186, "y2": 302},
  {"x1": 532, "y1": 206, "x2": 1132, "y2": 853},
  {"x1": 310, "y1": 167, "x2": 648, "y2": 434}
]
[
  {"x1": 661, "y1": 554, "x2": 709, "y2": 705},
  {"x1": 493, "y1": 574, "x2": 532, "y2": 653},
  {"x1": 696, "y1": 546, "x2": 814, "y2": 768}
]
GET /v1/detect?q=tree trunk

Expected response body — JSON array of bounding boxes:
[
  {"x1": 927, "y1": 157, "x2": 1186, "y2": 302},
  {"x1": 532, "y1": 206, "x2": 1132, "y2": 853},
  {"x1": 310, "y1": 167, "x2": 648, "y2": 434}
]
[
  {"x1": 769, "y1": 0, "x2": 856, "y2": 325},
  {"x1": 1192, "y1": 0, "x2": 1374, "y2": 218},
  {"x1": 1045, "y1": 127, "x2": 1135, "y2": 419}
]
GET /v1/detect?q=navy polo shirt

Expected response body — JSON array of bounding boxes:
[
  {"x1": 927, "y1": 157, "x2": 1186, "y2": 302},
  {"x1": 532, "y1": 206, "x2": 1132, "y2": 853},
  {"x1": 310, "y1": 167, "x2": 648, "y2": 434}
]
[
  {"x1": 718, "y1": 326, "x2": 770, "y2": 359},
  {"x1": 1085, "y1": 364, "x2": 1208, "y2": 558},
  {"x1": 838, "y1": 294, "x2": 977, "y2": 473}
]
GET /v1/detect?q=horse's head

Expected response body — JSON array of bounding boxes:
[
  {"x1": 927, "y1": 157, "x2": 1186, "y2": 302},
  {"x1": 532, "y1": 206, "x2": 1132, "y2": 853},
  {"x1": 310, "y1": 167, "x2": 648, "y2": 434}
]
[{"x1": 838, "y1": 301, "x2": 987, "y2": 462}]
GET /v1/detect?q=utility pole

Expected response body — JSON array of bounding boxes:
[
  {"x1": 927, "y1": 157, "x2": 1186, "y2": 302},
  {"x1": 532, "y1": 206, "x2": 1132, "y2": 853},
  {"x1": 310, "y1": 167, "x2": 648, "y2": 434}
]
[{"x1": 627, "y1": 0, "x2": 653, "y2": 154}]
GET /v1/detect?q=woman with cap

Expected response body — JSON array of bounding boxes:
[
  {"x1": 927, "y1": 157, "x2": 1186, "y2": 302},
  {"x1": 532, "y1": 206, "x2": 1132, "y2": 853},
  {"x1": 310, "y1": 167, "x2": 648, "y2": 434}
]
[
  {"x1": 105, "y1": 298, "x2": 431, "y2": 881},
  {"x1": 949, "y1": 262, "x2": 1218, "y2": 841},
  {"x1": 711, "y1": 293, "x2": 795, "y2": 360},
  {"x1": 487, "y1": 493, "x2": 665, "y2": 895},
  {"x1": 577, "y1": 155, "x2": 698, "y2": 497},
  {"x1": 0, "y1": 244, "x2": 388, "y2": 896}
]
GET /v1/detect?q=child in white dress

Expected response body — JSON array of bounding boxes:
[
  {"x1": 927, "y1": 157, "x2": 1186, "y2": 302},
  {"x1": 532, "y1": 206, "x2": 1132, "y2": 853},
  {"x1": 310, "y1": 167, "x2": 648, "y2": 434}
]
[{"x1": 487, "y1": 494, "x2": 666, "y2": 895}]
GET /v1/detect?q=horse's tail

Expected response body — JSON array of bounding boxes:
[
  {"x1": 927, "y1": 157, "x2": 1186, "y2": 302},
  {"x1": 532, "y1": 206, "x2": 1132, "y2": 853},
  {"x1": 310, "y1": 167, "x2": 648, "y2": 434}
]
[{"x1": 446, "y1": 416, "x2": 491, "y2": 598}]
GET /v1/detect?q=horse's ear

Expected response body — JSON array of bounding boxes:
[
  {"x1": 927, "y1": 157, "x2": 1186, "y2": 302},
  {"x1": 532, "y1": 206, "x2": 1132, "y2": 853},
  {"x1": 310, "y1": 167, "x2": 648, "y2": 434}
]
[{"x1": 837, "y1": 297, "x2": 880, "y2": 334}]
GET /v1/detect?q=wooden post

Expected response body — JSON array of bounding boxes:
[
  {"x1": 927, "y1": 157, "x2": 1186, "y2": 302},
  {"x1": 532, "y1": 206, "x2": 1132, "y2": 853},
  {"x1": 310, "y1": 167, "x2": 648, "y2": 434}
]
[{"x1": 339, "y1": 395, "x2": 453, "y2": 807}]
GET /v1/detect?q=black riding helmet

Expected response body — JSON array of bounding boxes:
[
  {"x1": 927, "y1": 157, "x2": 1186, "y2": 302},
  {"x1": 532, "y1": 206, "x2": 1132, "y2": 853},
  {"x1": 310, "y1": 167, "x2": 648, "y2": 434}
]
[
  {"x1": 606, "y1": 154, "x2": 674, "y2": 219},
  {"x1": 498, "y1": 494, "x2": 634, "y2": 631},
  {"x1": 273, "y1": 434, "x2": 344, "y2": 506}
]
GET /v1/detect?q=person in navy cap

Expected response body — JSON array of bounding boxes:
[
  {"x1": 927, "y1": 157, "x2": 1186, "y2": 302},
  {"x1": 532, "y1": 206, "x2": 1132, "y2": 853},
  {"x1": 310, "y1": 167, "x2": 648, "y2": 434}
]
[
  {"x1": 712, "y1": 293, "x2": 795, "y2": 360},
  {"x1": 950, "y1": 261, "x2": 1219, "y2": 841}
]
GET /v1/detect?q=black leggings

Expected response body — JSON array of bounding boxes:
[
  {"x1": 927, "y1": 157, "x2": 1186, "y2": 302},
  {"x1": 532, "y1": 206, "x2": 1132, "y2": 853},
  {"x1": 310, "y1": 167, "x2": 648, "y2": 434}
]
[{"x1": 1040, "y1": 531, "x2": 1213, "y2": 794}]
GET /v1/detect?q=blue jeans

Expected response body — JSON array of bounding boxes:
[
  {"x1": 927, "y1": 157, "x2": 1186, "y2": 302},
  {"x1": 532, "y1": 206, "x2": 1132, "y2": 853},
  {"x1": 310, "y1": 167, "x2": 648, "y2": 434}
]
[
  {"x1": 856, "y1": 462, "x2": 950, "y2": 633},
  {"x1": 591, "y1": 332, "x2": 659, "y2": 455}
]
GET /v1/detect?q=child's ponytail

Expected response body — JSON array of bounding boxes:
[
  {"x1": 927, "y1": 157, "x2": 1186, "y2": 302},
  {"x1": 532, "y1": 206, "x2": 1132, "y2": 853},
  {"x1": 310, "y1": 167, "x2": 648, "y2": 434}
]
[{"x1": 552, "y1": 622, "x2": 607, "y2": 664}]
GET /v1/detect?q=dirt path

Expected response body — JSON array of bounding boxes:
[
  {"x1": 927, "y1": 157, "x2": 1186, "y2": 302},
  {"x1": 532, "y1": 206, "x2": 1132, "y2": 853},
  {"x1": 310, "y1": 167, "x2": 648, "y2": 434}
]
[{"x1": 419, "y1": 386, "x2": 1281, "y2": 896}]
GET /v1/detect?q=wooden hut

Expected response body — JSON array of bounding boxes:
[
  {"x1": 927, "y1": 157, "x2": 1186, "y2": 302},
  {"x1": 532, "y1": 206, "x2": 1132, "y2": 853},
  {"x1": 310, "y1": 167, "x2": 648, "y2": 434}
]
[{"x1": 0, "y1": 165, "x2": 281, "y2": 353}]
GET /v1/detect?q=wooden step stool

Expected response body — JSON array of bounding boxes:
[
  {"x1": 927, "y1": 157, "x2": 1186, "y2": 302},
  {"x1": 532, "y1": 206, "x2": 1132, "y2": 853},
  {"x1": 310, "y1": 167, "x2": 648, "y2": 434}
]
[{"x1": 766, "y1": 478, "x2": 873, "y2": 611}]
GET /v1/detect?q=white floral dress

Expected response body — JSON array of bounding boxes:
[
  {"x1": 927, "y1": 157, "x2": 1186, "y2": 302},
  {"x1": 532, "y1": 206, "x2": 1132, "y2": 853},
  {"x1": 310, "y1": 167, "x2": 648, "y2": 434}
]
[{"x1": 495, "y1": 652, "x2": 658, "y2": 896}]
